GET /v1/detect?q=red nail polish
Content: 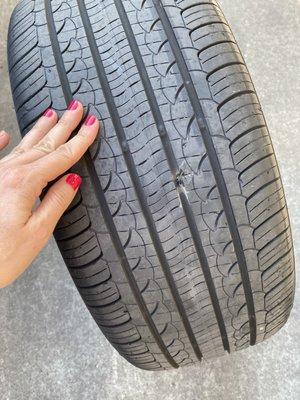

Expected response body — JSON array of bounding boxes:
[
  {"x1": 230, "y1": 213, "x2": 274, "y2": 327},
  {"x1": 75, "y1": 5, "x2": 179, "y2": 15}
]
[
  {"x1": 66, "y1": 174, "x2": 82, "y2": 191},
  {"x1": 67, "y1": 100, "x2": 79, "y2": 111},
  {"x1": 84, "y1": 115, "x2": 96, "y2": 126},
  {"x1": 43, "y1": 108, "x2": 54, "y2": 118}
]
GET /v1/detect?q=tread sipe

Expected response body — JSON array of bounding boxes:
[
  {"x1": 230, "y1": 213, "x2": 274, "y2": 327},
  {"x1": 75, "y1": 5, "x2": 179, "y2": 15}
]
[{"x1": 8, "y1": 0, "x2": 295, "y2": 370}]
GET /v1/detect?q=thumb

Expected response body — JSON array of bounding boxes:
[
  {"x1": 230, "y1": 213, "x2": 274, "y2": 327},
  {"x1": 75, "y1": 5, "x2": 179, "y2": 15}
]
[{"x1": 30, "y1": 173, "x2": 82, "y2": 238}]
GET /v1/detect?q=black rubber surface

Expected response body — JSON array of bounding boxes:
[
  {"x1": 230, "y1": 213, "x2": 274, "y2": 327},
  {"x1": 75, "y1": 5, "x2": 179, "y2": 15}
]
[{"x1": 8, "y1": 0, "x2": 295, "y2": 370}]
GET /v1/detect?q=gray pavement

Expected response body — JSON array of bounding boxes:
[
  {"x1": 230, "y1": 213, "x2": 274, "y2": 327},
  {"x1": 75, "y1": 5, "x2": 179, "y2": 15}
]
[{"x1": 0, "y1": 1, "x2": 299, "y2": 399}]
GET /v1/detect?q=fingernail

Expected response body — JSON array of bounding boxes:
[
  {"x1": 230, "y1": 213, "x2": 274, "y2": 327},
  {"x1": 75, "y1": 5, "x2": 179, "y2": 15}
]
[
  {"x1": 84, "y1": 115, "x2": 96, "y2": 126},
  {"x1": 43, "y1": 108, "x2": 54, "y2": 118},
  {"x1": 66, "y1": 174, "x2": 82, "y2": 191},
  {"x1": 67, "y1": 100, "x2": 79, "y2": 111}
]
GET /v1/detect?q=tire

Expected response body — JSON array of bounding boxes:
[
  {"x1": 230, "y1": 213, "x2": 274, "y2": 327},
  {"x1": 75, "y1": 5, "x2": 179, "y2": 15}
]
[{"x1": 8, "y1": 0, "x2": 295, "y2": 370}]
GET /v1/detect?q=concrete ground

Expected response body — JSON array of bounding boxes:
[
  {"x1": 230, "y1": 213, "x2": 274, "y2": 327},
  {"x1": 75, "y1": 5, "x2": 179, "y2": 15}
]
[{"x1": 0, "y1": 0, "x2": 299, "y2": 399}]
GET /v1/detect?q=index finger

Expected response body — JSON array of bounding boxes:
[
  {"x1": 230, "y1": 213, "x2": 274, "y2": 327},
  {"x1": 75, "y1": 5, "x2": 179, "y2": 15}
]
[{"x1": 32, "y1": 115, "x2": 99, "y2": 182}]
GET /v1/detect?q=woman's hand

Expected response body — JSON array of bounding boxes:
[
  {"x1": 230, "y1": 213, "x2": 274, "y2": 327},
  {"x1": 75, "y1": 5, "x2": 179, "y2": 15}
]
[{"x1": 0, "y1": 100, "x2": 99, "y2": 288}]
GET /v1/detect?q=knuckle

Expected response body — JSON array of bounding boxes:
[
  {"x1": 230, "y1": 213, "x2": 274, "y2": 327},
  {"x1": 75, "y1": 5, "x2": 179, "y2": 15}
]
[
  {"x1": 76, "y1": 131, "x2": 90, "y2": 150},
  {"x1": 11, "y1": 145, "x2": 26, "y2": 156},
  {"x1": 57, "y1": 143, "x2": 75, "y2": 161},
  {"x1": 33, "y1": 138, "x2": 56, "y2": 154},
  {"x1": 58, "y1": 117, "x2": 71, "y2": 130},
  {"x1": 51, "y1": 190, "x2": 67, "y2": 209},
  {"x1": 77, "y1": 131, "x2": 88, "y2": 142}
]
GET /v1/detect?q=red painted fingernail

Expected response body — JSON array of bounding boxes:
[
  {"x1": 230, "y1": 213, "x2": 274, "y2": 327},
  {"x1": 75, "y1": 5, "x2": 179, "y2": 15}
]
[
  {"x1": 66, "y1": 174, "x2": 82, "y2": 191},
  {"x1": 84, "y1": 115, "x2": 96, "y2": 126},
  {"x1": 67, "y1": 100, "x2": 79, "y2": 111},
  {"x1": 43, "y1": 108, "x2": 54, "y2": 118}
]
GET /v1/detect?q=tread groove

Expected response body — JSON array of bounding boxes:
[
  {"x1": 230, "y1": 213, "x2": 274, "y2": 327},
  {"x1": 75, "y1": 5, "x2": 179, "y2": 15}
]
[
  {"x1": 153, "y1": 0, "x2": 257, "y2": 345},
  {"x1": 115, "y1": 0, "x2": 229, "y2": 355},
  {"x1": 45, "y1": 0, "x2": 177, "y2": 370},
  {"x1": 83, "y1": 0, "x2": 203, "y2": 362}
]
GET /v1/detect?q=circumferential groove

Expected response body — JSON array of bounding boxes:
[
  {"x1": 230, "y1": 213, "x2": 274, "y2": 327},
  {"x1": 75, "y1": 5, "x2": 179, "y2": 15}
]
[
  {"x1": 78, "y1": 0, "x2": 202, "y2": 364},
  {"x1": 152, "y1": 0, "x2": 257, "y2": 345},
  {"x1": 114, "y1": 0, "x2": 230, "y2": 354},
  {"x1": 45, "y1": 0, "x2": 178, "y2": 369}
]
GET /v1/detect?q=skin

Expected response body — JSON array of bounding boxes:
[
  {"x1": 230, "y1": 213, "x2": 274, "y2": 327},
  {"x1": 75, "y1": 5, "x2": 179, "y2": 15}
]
[{"x1": 0, "y1": 101, "x2": 99, "y2": 288}]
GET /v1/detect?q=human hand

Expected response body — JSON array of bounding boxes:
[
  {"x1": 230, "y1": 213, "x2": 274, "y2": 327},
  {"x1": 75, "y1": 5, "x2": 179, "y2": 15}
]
[{"x1": 0, "y1": 100, "x2": 99, "y2": 288}]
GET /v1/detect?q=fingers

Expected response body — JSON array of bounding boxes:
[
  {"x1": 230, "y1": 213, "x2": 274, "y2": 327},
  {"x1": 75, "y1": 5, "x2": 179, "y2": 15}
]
[
  {"x1": 0, "y1": 131, "x2": 10, "y2": 151},
  {"x1": 28, "y1": 173, "x2": 82, "y2": 241},
  {"x1": 12, "y1": 100, "x2": 84, "y2": 164},
  {"x1": 13, "y1": 109, "x2": 58, "y2": 153},
  {"x1": 32, "y1": 114, "x2": 99, "y2": 182}
]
